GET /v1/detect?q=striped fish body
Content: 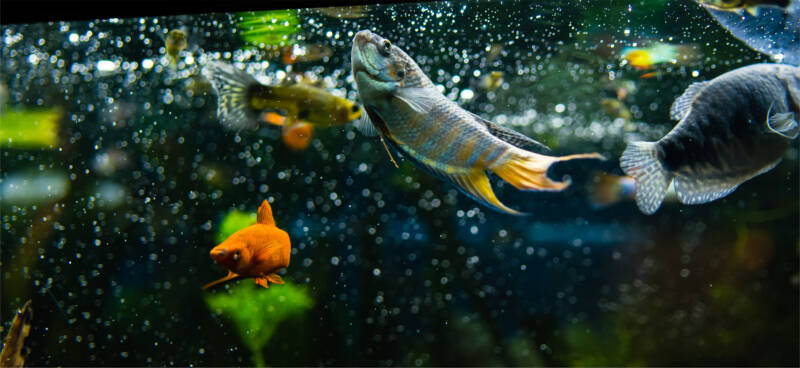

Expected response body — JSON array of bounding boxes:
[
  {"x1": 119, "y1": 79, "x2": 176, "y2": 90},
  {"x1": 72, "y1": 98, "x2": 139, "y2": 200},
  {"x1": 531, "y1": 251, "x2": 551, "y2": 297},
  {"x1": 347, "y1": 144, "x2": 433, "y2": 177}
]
[
  {"x1": 352, "y1": 30, "x2": 601, "y2": 214},
  {"x1": 372, "y1": 90, "x2": 514, "y2": 174}
]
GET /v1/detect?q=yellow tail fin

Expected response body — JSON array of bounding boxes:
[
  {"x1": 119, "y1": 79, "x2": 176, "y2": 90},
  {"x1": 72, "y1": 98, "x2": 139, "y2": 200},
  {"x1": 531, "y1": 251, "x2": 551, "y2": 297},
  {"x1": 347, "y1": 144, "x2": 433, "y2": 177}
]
[
  {"x1": 493, "y1": 151, "x2": 604, "y2": 191},
  {"x1": 451, "y1": 169, "x2": 524, "y2": 215}
]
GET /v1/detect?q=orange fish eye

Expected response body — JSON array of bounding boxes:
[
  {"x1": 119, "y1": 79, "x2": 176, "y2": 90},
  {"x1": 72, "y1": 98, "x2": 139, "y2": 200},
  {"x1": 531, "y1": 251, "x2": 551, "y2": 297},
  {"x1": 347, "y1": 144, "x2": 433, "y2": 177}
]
[{"x1": 232, "y1": 251, "x2": 240, "y2": 261}]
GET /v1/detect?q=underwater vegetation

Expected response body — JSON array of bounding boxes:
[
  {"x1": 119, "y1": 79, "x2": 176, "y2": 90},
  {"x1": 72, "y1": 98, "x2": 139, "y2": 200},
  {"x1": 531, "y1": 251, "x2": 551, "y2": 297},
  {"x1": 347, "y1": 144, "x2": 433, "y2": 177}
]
[
  {"x1": 237, "y1": 10, "x2": 300, "y2": 49},
  {"x1": 205, "y1": 282, "x2": 313, "y2": 367},
  {"x1": 0, "y1": 107, "x2": 62, "y2": 149}
]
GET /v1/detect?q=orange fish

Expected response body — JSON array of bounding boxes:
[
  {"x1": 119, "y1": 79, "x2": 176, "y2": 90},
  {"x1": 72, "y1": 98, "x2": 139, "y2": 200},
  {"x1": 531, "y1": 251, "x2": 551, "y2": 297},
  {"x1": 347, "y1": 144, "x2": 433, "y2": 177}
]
[
  {"x1": 282, "y1": 122, "x2": 314, "y2": 151},
  {"x1": 203, "y1": 200, "x2": 291, "y2": 290},
  {"x1": 259, "y1": 112, "x2": 315, "y2": 151}
]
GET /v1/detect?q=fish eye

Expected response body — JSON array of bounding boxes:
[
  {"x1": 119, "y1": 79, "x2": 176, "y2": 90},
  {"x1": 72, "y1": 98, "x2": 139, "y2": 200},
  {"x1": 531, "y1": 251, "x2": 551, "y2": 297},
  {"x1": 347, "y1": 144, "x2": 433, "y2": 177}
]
[
  {"x1": 382, "y1": 40, "x2": 392, "y2": 53},
  {"x1": 232, "y1": 251, "x2": 240, "y2": 261},
  {"x1": 396, "y1": 69, "x2": 405, "y2": 79},
  {"x1": 351, "y1": 104, "x2": 360, "y2": 113}
]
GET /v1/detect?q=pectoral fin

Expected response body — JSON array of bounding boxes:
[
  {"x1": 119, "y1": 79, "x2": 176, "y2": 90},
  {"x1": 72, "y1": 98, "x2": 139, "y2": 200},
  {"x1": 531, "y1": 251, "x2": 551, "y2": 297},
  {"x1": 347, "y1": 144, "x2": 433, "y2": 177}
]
[
  {"x1": 202, "y1": 271, "x2": 240, "y2": 290},
  {"x1": 254, "y1": 274, "x2": 285, "y2": 288},
  {"x1": 393, "y1": 87, "x2": 438, "y2": 115},
  {"x1": 353, "y1": 110, "x2": 380, "y2": 137},
  {"x1": 767, "y1": 111, "x2": 799, "y2": 139}
]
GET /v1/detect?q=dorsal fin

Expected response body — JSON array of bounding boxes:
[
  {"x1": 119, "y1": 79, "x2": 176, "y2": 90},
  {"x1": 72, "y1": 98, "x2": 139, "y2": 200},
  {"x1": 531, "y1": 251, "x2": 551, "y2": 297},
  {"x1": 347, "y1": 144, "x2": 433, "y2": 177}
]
[
  {"x1": 256, "y1": 200, "x2": 275, "y2": 226},
  {"x1": 471, "y1": 112, "x2": 551, "y2": 152},
  {"x1": 670, "y1": 81, "x2": 710, "y2": 121}
]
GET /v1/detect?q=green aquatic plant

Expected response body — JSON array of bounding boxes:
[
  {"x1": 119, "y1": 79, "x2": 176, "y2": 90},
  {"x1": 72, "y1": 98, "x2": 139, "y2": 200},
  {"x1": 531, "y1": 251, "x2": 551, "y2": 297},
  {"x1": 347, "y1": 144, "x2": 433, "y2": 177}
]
[
  {"x1": 216, "y1": 209, "x2": 257, "y2": 243},
  {"x1": 0, "y1": 107, "x2": 61, "y2": 148},
  {"x1": 237, "y1": 10, "x2": 300, "y2": 48},
  {"x1": 204, "y1": 282, "x2": 313, "y2": 367}
]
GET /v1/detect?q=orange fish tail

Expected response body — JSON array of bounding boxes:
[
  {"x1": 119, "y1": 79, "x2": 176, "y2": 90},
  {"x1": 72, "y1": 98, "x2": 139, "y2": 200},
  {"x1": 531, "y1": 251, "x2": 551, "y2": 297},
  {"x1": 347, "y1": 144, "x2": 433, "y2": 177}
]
[{"x1": 493, "y1": 150, "x2": 604, "y2": 191}]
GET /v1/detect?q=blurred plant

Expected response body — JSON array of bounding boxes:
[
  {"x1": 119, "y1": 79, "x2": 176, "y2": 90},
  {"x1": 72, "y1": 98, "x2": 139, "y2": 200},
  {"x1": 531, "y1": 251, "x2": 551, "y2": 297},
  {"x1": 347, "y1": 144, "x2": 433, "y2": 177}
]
[
  {"x1": 205, "y1": 282, "x2": 313, "y2": 367},
  {"x1": 0, "y1": 107, "x2": 62, "y2": 149},
  {"x1": 215, "y1": 209, "x2": 257, "y2": 244},
  {"x1": 237, "y1": 10, "x2": 300, "y2": 48}
]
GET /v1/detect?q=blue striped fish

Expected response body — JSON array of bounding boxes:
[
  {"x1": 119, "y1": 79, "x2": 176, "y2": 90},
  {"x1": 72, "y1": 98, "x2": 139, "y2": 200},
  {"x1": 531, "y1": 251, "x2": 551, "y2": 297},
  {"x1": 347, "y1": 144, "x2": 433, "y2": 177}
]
[{"x1": 351, "y1": 30, "x2": 602, "y2": 215}]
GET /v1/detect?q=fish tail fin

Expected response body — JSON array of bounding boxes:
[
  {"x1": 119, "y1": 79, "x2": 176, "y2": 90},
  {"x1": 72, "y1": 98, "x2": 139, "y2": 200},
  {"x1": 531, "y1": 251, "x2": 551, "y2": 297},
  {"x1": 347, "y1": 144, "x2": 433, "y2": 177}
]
[
  {"x1": 202, "y1": 61, "x2": 260, "y2": 130},
  {"x1": 453, "y1": 170, "x2": 526, "y2": 215},
  {"x1": 492, "y1": 150, "x2": 604, "y2": 191},
  {"x1": 619, "y1": 141, "x2": 671, "y2": 214}
]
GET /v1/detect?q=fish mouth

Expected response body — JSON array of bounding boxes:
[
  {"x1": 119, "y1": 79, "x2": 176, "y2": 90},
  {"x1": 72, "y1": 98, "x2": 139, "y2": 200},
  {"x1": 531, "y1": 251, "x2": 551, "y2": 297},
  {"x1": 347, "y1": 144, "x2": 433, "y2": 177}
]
[
  {"x1": 351, "y1": 30, "x2": 382, "y2": 76},
  {"x1": 209, "y1": 247, "x2": 226, "y2": 261}
]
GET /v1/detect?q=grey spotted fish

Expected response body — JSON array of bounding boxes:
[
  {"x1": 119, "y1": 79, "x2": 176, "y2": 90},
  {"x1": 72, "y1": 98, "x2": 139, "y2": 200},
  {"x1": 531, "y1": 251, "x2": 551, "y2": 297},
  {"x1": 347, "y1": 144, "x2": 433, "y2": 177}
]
[
  {"x1": 620, "y1": 63, "x2": 800, "y2": 214},
  {"x1": 351, "y1": 30, "x2": 602, "y2": 215}
]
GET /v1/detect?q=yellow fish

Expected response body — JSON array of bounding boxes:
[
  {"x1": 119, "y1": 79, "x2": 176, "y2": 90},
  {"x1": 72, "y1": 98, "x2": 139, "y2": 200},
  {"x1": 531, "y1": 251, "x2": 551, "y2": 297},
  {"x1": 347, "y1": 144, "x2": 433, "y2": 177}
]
[{"x1": 203, "y1": 61, "x2": 362, "y2": 131}]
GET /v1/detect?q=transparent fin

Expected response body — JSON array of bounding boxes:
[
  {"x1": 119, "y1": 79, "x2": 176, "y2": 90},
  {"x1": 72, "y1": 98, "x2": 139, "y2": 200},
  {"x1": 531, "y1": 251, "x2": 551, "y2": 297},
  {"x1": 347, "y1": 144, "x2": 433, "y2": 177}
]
[
  {"x1": 672, "y1": 174, "x2": 740, "y2": 205},
  {"x1": 353, "y1": 110, "x2": 379, "y2": 137},
  {"x1": 673, "y1": 158, "x2": 782, "y2": 205},
  {"x1": 670, "y1": 81, "x2": 710, "y2": 121},
  {"x1": 767, "y1": 111, "x2": 799, "y2": 139},
  {"x1": 202, "y1": 61, "x2": 260, "y2": 130},
  {"x1": 619, "y1": 141, "x2": 672, "y2": 215},
  {"x1": 393, "y1": 87, "x2": 438, "y2": 115},
  {"x1": 256, "y1": 199, "x2": 275, "y2": 226}
]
